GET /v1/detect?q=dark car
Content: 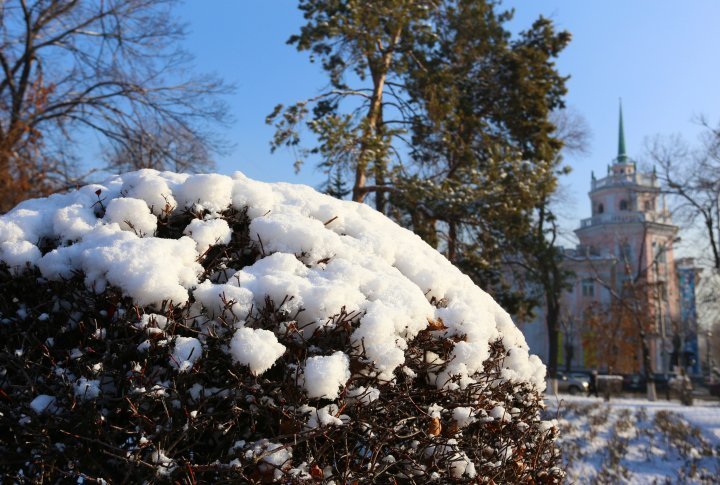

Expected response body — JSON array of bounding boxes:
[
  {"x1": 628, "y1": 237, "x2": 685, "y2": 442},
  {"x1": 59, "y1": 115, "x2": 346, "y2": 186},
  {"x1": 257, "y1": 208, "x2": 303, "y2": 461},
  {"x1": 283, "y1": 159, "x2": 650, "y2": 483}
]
[
  {"x1": 708, "y1": 382, "x2": 720, "y2": 397},
  {"x1": 622, "y1": 373, "x2": 646, "y2": 392},
  {"x1": 653, "y1": 373, "x2": 677, "y2": 393},
  {"x1": 620, "y1": 373, "x2": 679, "y2": 393}
]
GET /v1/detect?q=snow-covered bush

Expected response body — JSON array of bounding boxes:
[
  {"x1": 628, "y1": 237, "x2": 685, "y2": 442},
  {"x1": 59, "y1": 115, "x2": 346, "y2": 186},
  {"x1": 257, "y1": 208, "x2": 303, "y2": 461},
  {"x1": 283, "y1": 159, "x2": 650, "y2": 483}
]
[{"x1": 0, "y1": 170, "x2": 562, "y2": 482}]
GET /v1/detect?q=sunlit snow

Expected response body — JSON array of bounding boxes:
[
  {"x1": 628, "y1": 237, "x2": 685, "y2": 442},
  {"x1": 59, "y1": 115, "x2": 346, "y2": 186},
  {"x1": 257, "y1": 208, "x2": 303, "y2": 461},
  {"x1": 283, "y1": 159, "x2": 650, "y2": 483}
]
[{"x1": 0, "y1": 169, "x2": 545, "y2": 391}]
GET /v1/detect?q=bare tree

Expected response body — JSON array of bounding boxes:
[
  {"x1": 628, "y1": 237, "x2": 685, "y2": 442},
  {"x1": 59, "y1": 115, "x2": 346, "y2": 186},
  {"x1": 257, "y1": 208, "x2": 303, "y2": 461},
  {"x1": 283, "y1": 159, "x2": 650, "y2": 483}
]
[
  {"x1": 504, "y1": 107, "x2": 590, "y2": 394},
  {"x1": 104, "y1": 119, "x2": 215, "y2": 174},
  {"x1": 549, "y1": 106, "x2": 591, "y2": 157},
  {"x1": 579, "y1": 225, "x2": 679, "y2": 401},
  {"x1": 648, "y1": 123, "x2": 720, "y2": 270},
  {"x1": 0, "y1": 0, "x2": 231, "y2": 212},
  {"x1": 696, "y1": 269, "x2": 720, "y2": 375}
]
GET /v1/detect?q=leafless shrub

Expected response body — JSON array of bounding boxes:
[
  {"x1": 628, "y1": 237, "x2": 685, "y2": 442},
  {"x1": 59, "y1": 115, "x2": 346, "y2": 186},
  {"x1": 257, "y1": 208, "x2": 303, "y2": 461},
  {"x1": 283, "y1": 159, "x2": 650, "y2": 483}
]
[{"x1": 0, "y1": 207, "x2": 563, "y2": 482}]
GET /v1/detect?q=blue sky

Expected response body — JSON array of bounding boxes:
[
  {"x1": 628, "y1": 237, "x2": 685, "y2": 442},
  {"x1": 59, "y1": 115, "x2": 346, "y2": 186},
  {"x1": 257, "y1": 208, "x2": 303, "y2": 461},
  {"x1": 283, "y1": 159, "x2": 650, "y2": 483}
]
[{"x1": 174, "y1": 0, "x2": 720, "y2": 246}]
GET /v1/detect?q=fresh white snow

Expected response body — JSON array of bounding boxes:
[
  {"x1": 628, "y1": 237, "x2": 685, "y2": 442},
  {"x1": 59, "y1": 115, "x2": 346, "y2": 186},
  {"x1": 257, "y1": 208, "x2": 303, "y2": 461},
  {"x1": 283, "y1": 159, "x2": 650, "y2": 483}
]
[
  {"x1": 229, "y1": 326, "x2": 286, "y2": 375},
  {"x1": 0, "y1": 168, "x2": 545, "y2": 397},
  {"x1": 302, "y1": 351, "x2": 351, "y2": 399},
  {"x1": 170, "y1": 336, "x2": 203, "y2": 372},
  {"x1": 547, "y1": 394, "x2": 720, "y2": 484},
  {"x1": 183, "y1": 218, "x2": 232, "y2": 255},
  {"x1": 29, "y1": 394, "x2": 57, "y2": 414},
  {"x1": 104, "y1": 197, "x2": 157, "y2": 235}
]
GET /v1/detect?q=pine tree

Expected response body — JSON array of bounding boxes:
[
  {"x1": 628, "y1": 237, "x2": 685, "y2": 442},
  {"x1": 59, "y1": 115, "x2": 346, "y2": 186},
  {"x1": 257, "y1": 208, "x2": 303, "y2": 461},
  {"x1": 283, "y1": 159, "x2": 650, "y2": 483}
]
[
  {"x1": 322, "y1": 165, "x2": 351, "y2": 200},
  {"x1": 267, "y1": 0, "x2": 437, "y2": 210},
  {"x1": 272, "y1": 0, "x2": 574, "y2": 325},
  {"x1": 396, "y1": 2, "x2": 571, "y2": 315}
]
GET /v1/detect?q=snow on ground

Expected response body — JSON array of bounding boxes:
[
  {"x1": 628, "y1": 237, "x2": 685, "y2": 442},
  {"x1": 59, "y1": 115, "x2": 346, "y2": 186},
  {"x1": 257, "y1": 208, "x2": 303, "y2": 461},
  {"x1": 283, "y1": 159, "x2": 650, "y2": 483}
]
[{"x1": 546, "y1": 394, "x2": 720, "y2": 484}]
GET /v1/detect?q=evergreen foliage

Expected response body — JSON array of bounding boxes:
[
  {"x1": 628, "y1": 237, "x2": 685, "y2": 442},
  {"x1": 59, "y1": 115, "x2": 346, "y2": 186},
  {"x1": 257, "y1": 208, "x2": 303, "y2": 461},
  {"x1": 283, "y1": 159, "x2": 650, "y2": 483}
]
[
  {"x1": 398, "y1": 2, "x2": 570, "y2": 316},
  {"x1": 270, "y1": 0, "x2": 573, "y2": 321},
  {"x1": 267, "y1": 0, "x2": 437, "y2": 207},
  {"x1": 322, "y1": 165, "x2": 352, "y2": 199}
]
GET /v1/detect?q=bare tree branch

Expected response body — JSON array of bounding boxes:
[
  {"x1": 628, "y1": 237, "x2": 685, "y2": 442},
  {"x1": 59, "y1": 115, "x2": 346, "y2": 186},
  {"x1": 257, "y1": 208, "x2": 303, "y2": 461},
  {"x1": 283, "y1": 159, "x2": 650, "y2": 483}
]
[{"x1": 0, "y1": 0, "x2": 233, "y2": 212}]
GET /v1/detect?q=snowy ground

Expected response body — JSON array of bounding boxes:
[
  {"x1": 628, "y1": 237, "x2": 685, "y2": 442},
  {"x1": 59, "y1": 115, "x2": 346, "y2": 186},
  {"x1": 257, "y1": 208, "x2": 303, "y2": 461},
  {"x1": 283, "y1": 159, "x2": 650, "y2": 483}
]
[{"x1": 545, "y1": 394, "x2": 720, "y2": 484}]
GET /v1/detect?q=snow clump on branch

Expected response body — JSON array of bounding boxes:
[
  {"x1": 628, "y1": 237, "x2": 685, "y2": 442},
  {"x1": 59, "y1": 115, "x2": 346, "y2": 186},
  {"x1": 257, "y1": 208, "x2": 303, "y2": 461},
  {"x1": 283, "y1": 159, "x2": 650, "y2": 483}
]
[
  {"x1": 0, "y1": 169, "x2": 561, "y2": 482},
  {"x1": 0, "y1": 169, "x2": 544, "y2": 389}
]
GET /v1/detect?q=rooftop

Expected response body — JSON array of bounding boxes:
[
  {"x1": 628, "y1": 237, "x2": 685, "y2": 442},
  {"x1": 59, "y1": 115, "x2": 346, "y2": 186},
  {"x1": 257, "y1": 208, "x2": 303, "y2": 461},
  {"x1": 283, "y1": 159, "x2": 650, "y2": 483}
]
[{"x1": 591, "y1": 171, "x2": 659, "y2": 192}]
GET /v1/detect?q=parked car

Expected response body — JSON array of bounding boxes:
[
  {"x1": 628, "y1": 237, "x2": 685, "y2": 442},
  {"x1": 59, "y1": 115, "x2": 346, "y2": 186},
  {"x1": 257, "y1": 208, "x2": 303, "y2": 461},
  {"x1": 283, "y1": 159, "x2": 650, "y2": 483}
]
[
  {"x1": 653, "y1": 373, "x2": 677, "y2": 393},
  {"x1": 557, "y1": 371, "x2": 590, "y2": 395},
  {"x1": 596, "y1": 374, "x2": 624, "y2": 396},
  {"x1": 622, "y1": 373, "x2": 646, "y2": 392},
  {"x1": 707, "y1": 381, "x2": 720, "y2": 397},
  {"x1": 620, "y1": 373, "x2": 682, "y2": 393}
]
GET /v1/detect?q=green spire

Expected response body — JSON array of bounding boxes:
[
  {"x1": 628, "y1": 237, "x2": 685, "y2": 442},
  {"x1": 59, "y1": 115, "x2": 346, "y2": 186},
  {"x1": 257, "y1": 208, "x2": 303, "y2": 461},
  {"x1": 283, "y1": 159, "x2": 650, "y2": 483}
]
[{"x1": 617, "y1": 99, "x2": 628, "y2": 162}]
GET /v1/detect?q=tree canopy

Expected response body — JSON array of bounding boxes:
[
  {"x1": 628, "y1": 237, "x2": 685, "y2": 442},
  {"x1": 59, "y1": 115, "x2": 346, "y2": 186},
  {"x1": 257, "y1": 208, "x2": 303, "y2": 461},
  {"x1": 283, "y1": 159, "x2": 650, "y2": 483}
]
[
  {"x1": 649, "y1": 122, "x2": 720, "y2": 271},
  {"x1": 270, "y1": 0, "x2": 572, "y2": 317}
]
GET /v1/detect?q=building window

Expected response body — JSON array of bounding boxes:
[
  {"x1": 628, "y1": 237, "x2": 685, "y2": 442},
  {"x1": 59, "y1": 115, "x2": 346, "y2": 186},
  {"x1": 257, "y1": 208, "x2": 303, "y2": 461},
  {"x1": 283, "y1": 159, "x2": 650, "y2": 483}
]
[
  {"x1": 582, "y1": 278, "x2": 595, "y2": 297},
  {"x1": 619, "y1": 242, "x2": 632, "y2": 262},
  {"x1": 597, "y1": 203, "x2": 604, "y2": 214},
  {"x1": 619, "y1": 199, "x2": 629, "y2": 211},
  {"x1": 644, "y1": 200, "x2": 654, "y2": 211},
  {"x1": 653, "y1": 240, "x2": 667, "y2": 263}
]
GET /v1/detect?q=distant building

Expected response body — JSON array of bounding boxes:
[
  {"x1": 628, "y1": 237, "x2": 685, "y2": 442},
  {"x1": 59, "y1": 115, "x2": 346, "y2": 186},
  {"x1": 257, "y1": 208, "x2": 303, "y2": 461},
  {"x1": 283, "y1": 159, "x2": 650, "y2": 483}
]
[
  {"x1": 676, "y1": 258, "x2": 702, "y2": 375},
  {"x1": 519, "y1": 105, "x2": 700, "y2": 375}
]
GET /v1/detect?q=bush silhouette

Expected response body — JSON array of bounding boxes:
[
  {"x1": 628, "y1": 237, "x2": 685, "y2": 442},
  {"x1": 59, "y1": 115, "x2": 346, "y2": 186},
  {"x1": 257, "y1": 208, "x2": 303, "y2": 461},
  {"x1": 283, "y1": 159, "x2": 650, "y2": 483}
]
[{"x1": 0, "y1": 170, "x2": 562, "y2": 482}]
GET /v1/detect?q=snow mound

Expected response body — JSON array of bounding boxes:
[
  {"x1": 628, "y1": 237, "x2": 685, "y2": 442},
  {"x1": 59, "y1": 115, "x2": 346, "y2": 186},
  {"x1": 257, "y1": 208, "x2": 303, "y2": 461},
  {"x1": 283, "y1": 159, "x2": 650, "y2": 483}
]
[
  {"x1": 0, "y1": 169, "x2": 544, "y2": 390},
  {"x1": 0, "y1": 169, "x2": 561, "y2": 482}
]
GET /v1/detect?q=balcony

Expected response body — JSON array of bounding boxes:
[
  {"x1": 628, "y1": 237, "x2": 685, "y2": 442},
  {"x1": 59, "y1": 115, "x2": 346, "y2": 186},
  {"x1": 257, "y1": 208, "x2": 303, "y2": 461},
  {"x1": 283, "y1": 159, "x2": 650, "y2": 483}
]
[
  {"x1": 591, "y1": 172, "x2": 659, "y2": 191},
  {"x1": 579, "y1": 210, "x2": 672, "y2": 229}
]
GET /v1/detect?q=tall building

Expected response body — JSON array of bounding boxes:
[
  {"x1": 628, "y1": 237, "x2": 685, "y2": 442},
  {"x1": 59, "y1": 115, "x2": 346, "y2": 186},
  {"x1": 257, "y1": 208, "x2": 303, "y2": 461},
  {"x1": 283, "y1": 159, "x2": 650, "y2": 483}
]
[
  {"x1": 520, "y1": 105, "x2": 698, "y2": 375},
  {"x1": 676, "y1": 258, "x2": 702, "y2": 375}
]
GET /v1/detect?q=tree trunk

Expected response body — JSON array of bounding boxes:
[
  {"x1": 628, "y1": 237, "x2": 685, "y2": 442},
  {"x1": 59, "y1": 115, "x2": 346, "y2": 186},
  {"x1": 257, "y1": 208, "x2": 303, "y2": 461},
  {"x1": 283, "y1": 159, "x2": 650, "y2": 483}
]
[
  {"x1": 0, "y1": 151, "x2": 13, "y2": 213},
  {"x1": 352, "y1": 165, "x2": 368, "y2": 203},
  {"x1": 565, "y1": 342, "x2": 573, "y2": 372},
  {"x1": 411, "y1": 209, "x2": 438, "y2": 249},
  {"x1": 640, "y1": 332, "x2": 657, "y2": 401},
  {"x1": 546, "y1": 301, "x2": 559, "y2": 399},
  {"x1": 0, "y1": 144, "x2": 29, "y2": 213},
  {"x1": 546, "y1": 296, "x2": 560, "y2": 384},
  {"x1": 374, "y1": 158, "x2": 386, "y2": 214},
  {"x1": 447, "y1": 221, "x2": 457, "y2": 263},
  {"x1": 352, "y1": 26, "x2": 402, "y2": 204},
  {"x1": 352, "y1": 64, "x2": 387, "y2": 203},
  {"x1": 706, "y1": 217, "x2": 720, "y2": 271}
]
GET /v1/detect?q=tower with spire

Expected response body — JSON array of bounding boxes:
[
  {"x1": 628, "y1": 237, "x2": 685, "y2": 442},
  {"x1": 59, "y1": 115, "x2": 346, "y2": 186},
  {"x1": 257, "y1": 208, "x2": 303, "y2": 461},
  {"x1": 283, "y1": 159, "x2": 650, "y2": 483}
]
[
  {"x1": 519, "y1": 104, "x2": 699, "y2": 374},
  {"x1": 617, "y1": 100, "x2": 629, "y2": 163},
  {"x1": 566, "y1": 101, "x2": 681, "y2": 374}
]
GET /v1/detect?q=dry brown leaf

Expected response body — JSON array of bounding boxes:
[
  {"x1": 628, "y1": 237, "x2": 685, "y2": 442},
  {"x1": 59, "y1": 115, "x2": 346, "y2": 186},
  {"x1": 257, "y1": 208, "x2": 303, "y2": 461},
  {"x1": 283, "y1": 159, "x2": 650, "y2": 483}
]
[
  {"x1": 426, "y1": 317, "x2": 447, "y2": 331},
  {"x1": 428, "y1": 417, "x2": 442, "y2": 436},
  {"x1": 310, "y1": 463, "x2": 323, "y2": 479}
]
